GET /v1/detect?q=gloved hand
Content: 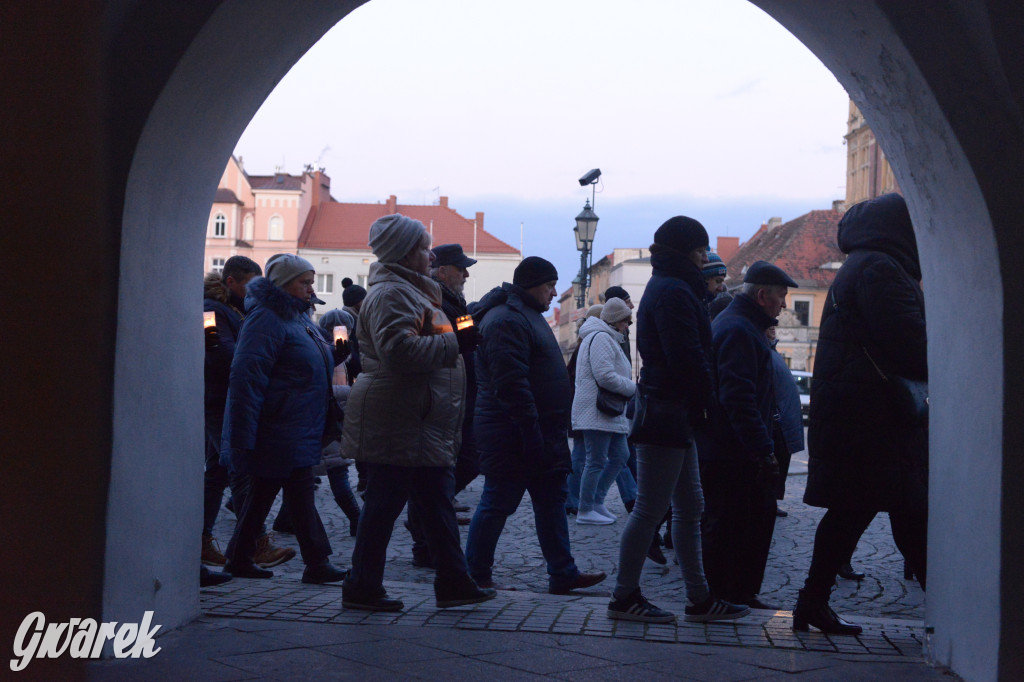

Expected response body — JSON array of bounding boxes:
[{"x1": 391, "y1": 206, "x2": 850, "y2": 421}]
[
  {"x1": 454, "y1": 325, "x2": 480, "y2": 355},
  {"x1": 333, "y1": 338, "x2": 351, "y2": 364},
  {"x1": 755, "y1": 453, "x2": 779, "y2": 489},
  {"x1": 204, "y1": 326, "x2": 220, "y2": 351}
]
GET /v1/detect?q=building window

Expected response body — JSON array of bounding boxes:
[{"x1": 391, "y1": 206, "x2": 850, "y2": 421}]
[
  {"x1": 213, "y1": 213, "x2": 227, "y2": 238},
  {"x1": 212, "y1": 257, "x2": 225, "y2": 274},
  {"x1": 316, "y1": 273, "x2": 333, "y2": 294},
  {"x1": 793, "y1": 299, "x2": 811, "y2": 326},
  {"x1": 268, "y1": 215, "x2": 283, "y2": 240},
  {"x1": 243, "y1": 214, "x2": 254, "y2": 241}
]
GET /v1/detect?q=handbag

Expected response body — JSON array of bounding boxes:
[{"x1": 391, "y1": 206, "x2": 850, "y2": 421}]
[
  {"x1": 830, "y1": 289, "x2": 928, "y2": 426},
  {"x1": 628, "y1": 386, "x2": 694, "y2": 447},
  {"x1": 586, "y1": 332, "x2": 629, "y2": 417}
]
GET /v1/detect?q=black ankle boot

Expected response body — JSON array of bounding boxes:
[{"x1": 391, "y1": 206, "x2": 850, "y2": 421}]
[
  {"x1": 624, "y1": 499, "x2": 635, "y2": 514},
  {"x1": 792, "y1": 589, "x2": 862, "y2": 635}
]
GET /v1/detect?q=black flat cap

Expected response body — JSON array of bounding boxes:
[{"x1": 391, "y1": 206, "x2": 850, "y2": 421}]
[
  {"x1": 743, "y1": 260, "x2": 798, "y2": 288},
  {"x1": 431, "y1": 243, "x2": 477, "y2": 268}
]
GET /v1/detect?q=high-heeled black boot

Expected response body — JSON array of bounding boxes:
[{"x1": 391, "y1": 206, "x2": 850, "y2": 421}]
[{"x1": 792, "y1": 589, "x2": 863, "y2": 635}]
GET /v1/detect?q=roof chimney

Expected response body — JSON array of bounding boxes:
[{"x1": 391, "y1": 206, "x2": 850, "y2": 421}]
[
  {"x1": 766, "y1": 216, "x2": 783, "y2": 231},
  {"x1": 439, "y1": 196, "x2": 448, "y2": 208},
  {"x1": 832, "y1": 199, "x2": 847, "y2": 213},
  {"x1": 475, "y1": 211, "x2": 484, "y2": 231},
  {"x1": 386, "y1": 195, "x2": 397, "y2": 213},
  {"x1": 717, "y1": 236, "x2": 740, "y2": 262}
]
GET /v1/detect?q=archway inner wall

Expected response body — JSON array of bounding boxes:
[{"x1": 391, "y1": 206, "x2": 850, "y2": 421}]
[{"x1": 108, "y1": 3, "x2": 1022, "y2": 681}]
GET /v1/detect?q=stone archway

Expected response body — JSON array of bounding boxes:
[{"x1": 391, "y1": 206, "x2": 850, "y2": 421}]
[{"x1": 5, "y1": 2, "x2": 1018, "y2": 680}]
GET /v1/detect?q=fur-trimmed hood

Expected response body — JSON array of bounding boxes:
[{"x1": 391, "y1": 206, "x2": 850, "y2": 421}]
[
  {"x1": 244, "y1": 276, "x2": 310, "y2": 320},
  {"x1": 204, "y1": 272, "x2": 229, "y2": 304}
]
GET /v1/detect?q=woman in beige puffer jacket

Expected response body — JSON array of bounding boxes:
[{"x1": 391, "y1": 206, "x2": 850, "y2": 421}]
[{"x1": 341, "y1": 214, "x2": 494, "y2": 613}]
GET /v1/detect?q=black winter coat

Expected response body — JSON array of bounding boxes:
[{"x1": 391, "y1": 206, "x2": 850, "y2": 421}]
[
  {"x1": 804, "y1": 193, "x2": 927, "y2": 512},
  {"x1": 473, "y1": 283, "x2": 571, "y2": 480},
  {"x1": 702, "y1": 293, "x2": 778, "y2": 462},
  {"x1": 434, "y1": 277, "x2": 478, "y2": 460},
  {"x1": 204, "y1": 290, "x2": 245, "y2": 437},
  {"x1": 634, "y1": 248, "x2": 716, "y2": 425}
]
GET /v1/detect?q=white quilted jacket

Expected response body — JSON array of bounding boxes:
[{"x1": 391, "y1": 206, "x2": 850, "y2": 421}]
[{"x1": 571, "y1": 317, "x2": 636, "y2": 433}]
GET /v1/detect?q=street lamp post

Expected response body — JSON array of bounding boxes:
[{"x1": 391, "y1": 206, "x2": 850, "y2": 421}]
[{"x1": 574, "y1": 168, "x2": 601, "y2": 309}]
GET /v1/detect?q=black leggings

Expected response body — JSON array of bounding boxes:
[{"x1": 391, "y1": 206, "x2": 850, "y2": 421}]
[{"x1": 805, "y1": 506, "x2": 927, "y2": 594}]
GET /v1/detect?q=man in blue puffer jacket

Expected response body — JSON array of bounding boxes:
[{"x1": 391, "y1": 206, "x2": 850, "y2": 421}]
[
  {"x1": 466, "y1": 257, "x2": 606, "y2": 594},
  {"x1": 701, "y1": 261, "x2": 797, "y2": 610}
]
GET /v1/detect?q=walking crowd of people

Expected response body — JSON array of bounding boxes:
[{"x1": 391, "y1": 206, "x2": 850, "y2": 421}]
[{"x1": 200, "y1": 193, "x2": 928, "y2": 633}]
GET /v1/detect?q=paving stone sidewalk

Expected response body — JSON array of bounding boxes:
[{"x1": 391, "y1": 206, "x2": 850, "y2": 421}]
[{"x1": 213, "y1": 444, "x2": 924, "y2": 622}]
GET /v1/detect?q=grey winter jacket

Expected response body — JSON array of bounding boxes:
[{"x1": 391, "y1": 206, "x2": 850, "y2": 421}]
[
  {"x1": 571, "y1": 317, "x2": 635, "y2": 433},
  {"x1": 341, "y1": 261, "x2": 464, "y2": 467}
]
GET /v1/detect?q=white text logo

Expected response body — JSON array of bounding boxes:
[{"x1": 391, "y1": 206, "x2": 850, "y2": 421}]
[{"x1": 10, "y1": 611, "x2": 161, "y2": 672}]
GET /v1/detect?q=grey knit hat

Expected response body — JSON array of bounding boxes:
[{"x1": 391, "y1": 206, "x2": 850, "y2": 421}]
[
  {"x1": 265, "y1": 253, "x2": 314, "y2": 287},
  {"x1": 368, "y1": 213, "x2": 428, "y2": 263},
  {"x1": 601, "y1": 297, "x2": 632, "y2": 324}
]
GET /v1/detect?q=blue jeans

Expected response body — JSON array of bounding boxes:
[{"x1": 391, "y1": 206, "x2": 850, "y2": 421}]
[
  {"x1": 466, "y1": 473, "x2": 580, "y2": 592},
  {"x1": 579, "y1": 430, "x2": 631, "y2": 512},
  {"x1": 613, "y1": 442, "x2": 709, "y2": 603},
  {"x1": 566, "y1": 437, "x2": 586, "y2": 510},
  {"x1": 567, "y1": 437, "x2": 637, "y2": 510}
]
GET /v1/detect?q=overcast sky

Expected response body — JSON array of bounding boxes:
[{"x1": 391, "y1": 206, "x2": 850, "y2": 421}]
[{"x1": 234, "y1": 0, "x2": 851, "y2": 296}]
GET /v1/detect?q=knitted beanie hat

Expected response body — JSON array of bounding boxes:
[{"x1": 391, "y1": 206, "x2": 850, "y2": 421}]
[
  {"x1": 368, "y1": 214, "x2": 428, "y2": 263},
  {"x1": 703, "y1": 252, "x2": 727, "y2": 279},
  {"x1": 601, "y1": 297, "x2": 632, "y2": 324},
  {"x1": 654, "y1": 216, "x2": 709, "y2": 254},
  {"x1": 265, "y1": 253, "x2": 315, "y2": 287},
  {"x1": 513, "y1": 256, "x2": 558, "y2": 289}
]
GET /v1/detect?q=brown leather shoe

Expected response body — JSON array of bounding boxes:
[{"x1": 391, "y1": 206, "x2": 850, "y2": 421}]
[
  {"x1": 252, "y1": 533, "x2": 296, "y2": 568},
  {"x1": 549, "y1": 571, "x2": 607, "y2": 595},
  {"x1": 201, "y1": 535, "x2": 227, "y2": 566}
]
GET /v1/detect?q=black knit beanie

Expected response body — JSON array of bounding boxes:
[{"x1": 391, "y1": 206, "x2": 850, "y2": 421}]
[
  {"x1": 342, "y1": 284, "x2": 367, "y2": 307},
  {"x1": 654, "y1": 216, "x2": 709, "y2": 254},
  {"x1": 513, "y1": 256, "x2": 559, "y2": 289}
]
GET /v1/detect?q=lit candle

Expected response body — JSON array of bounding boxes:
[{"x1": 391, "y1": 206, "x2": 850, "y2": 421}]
[
  {"x1": 455, "y1": 315, "x2": 474, "y2": 331},
  {"x1": 333, "y1": 325, "x2": 349, "y2": 342},
  {"x1": 203, "y1": 311, "x2": 216, "y2": 328}
]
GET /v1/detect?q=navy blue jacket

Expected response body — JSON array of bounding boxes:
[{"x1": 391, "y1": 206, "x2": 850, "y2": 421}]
[
  {"x1": 221, "y1": 276, "x2": 334, "y2": 478},
  {"x1": 770, "y1": 347, "x2": 805, "y2": 455},
  {"x1": 703, "y1": 293, "x2": 777, "y2": 462},
  {"x1": 473, "y1": 283, "x2": 571, "y2": 480},
  {"x1": 634, "y1": 248, "x2": 715, "y2": 424},
  {"x1": 805, "y1": 194, "x2": 927, "y2": 511},
  {"x1": 204, "y1": 292, "x2": 245, "y2": 438}
]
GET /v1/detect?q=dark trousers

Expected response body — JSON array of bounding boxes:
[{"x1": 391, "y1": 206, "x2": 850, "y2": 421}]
[
  {"x1": 345, "y1": 464, "x2": 471, "y2": 596},
  {"x1": 202, "y1": 431, "x2": 259, "y2": 537},
  {"x1": 465, "y1": 473, "x2": 579, "y2": 592},
  {"x1": 226, "y1": 466, "x2": 331, "y2": 566},
  {"x1": 805, "y1": 506, "x2": 928, "y2": 594},
  {"x1": 701, "y1": 459, "x2": 777, "y2": 603},
  {"x1": 407, "y1": 448, "x2": 480, "y2": 561}
]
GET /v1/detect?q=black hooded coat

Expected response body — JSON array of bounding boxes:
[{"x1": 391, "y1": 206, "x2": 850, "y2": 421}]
[{"x1": 804, "y1": 194, "x2": 928, "y2": 512}]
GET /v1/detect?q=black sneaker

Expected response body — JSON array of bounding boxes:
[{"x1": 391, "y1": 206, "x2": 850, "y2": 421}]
[
  {"x1": 607, "y1": 589, "x2": 675, "y2": 623},
  {"x1": 342, "y1": 591, "x2": 404, "y2": 612},
  {"x1": 684, "y1": 596, "x2": 750, "y2": 622}
]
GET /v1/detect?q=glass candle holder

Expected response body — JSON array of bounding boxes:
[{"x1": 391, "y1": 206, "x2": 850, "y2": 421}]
[
  {"x1": 333, "y1": 325, "x2": 349, "y2": 342},
  {"x1": 203, "y1": 311, "x2": 216, "y2": 328},
  {"x1": 455, "y1": 315, "x2": 474, "y2": 331}
]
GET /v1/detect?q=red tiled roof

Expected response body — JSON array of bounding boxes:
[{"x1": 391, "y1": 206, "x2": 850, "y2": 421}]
[
  {"x1": 725, "y1": 209, "x2": 845, "y2": 288},
  {"x1": 248, "y1": 174, "x2": 303, "y2": 191},
  {"x1": 300, "y1": 201, "x2": 519, "y2": 255},
  {"x1": 213, "y1": 188, "x2": 242, "y2": 204}
]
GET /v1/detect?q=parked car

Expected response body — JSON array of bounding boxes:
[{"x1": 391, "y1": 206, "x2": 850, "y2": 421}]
[{"x1": 791, "y1": 370, "x2": 811, "y2": 425}]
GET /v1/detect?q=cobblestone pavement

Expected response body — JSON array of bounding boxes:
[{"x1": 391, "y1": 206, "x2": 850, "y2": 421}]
[{"x1": 211, "y1": 444, "x2": 924, "y2": 624}]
